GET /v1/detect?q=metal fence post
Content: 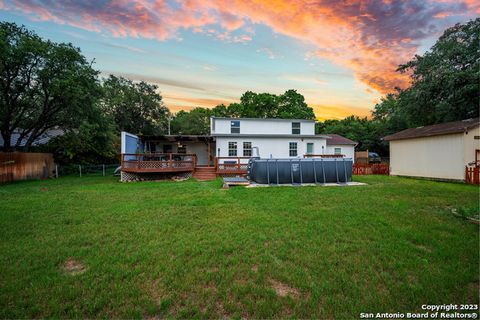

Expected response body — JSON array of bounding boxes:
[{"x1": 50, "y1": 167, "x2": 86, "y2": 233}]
[
  {"x1": 79, "y1": 165, "x2": 82, "y2": 177},
  {"x1": 103, "y1": 164, "x2": 105, "y2": 176},
  {"x1": 55, "y1": 165, "x2": 58, "y2": 179}
]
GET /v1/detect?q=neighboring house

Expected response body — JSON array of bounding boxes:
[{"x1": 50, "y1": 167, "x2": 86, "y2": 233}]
[
  {"x1": 384, "y1": 118, "x2": 480, "y2": 181},
  {"x1": 324, "y1": 134, "x2": 357, "y2": 160},
  {"x1": 120, "y1": 117, "x2": 355, "y2": 181},
  {"x1": 0, "y1": 129, "x2": 64, "y2": 150}
]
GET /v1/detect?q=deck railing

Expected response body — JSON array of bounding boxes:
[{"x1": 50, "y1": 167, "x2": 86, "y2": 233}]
[
  {"x1": 215, "y1": 156, "x2": 250, "y2": 175},
  {"x1": 121, "y1": 153, "x2": 197, "y2": 173},
  {"x1": 303, "y1": 154, "x2": 345, "y2": 158}
]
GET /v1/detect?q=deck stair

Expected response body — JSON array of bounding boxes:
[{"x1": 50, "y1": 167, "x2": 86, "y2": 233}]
[{"x1": 192, "y1": 166, "x2": 217, "y2": 180}]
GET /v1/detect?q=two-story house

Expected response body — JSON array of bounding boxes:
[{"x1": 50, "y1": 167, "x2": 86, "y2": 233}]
[
  {"x1": 120, "y1": 117, "x2": 356, "y2": 181},
  {"x1": 211, "y1": 117, "x2": 328, "y2": 159}
]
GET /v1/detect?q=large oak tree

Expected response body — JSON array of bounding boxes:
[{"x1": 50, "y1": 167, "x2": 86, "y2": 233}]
[{"x1": 0, "y1": 22, "x2": 101, "y2": 151}]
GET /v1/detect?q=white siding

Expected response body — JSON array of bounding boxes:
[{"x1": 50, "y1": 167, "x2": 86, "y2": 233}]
[
  {"x1": 211, "y1": 118, "x2": 315, "y2": 135},
  {"x1": 389, "y1": 133, "x2": 465, "y2": 180},
  {"x1": 184, "y1": 142, "x2": 211, "y2": 165},
  {"x1": 326, "y1": 145, "x2": 355, "y2": 161},
  {"x1": 215, "y1": 137, "x2": 327, "y2": 161}
]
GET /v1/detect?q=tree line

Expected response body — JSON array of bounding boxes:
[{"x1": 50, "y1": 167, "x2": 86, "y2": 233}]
[{"x1": 1, "y1": 18, "x2": 478, "y2": 163}]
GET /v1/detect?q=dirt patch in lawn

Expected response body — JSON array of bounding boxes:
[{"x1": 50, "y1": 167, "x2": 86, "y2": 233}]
[
  {"x1": 270, "y1": 279, "x2": 300, "y2": 298},
  {"x1": 251, "y1": 265, "x2": 258, "y2": 273},
  {"x1": 414, "y1": 244, "x2": 433, "y2": 253},
  {"x1": 466, "y1": 281, "x2": 480, "y2": 302},
  {"x1": 62, "y1": 259, "x2": 87, "y2": 275},
  {"x1": 204, "y1": 282, "x2": 218, "y2": 293}
]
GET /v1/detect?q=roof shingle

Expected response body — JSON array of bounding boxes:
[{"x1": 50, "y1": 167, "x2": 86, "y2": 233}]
[
  {"x1": 325, "y1": 134, "x2": 357, "y2": 145},
  {"x1": 383, "y1": 118, "x2": 479, "y2": 141}
]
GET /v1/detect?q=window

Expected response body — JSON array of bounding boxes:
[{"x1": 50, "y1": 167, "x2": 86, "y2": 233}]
[
  {"x1": 228, "y1": 142, "x2": 237, "y2": 156},
  {"x1": 243, "y1": 142, "x2": 252, "y2": 157},
  {"x1": 292, "y1": 122, "x2": 301, "y2": 134},
  {"x1": 334, "y1": 147, "x2": 342, "y2": 155},
  {"x1": 289, "y1": 142, "x2": 298, "y2": 157},
  {"x1": 231, "y1": 120, "x2": 240, "y2": 134},
  {"x1": 306, "y1": 143, "x2": 314, "y2": 154}
]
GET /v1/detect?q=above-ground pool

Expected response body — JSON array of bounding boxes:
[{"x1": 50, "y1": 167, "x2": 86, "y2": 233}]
[{"x1": 247, "y1": 157, "x2": 353, "y2": 185}]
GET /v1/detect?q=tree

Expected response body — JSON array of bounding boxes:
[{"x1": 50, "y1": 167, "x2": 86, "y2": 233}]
[
  {"x1": 40, "y1": 108, "x2": 117, "y2": 164},
  {"x1": 236, "y1": 90, "x2": 315, "y2": 119},
  {"x1": 239, "y1": 91, "x2": 278, "y2": 118},
  {"x1": 101, "y1": 75, "x2": 170, "y2": 135},
  {"x1": 371, "y1": 93, "x2": 408, "y2": 138},
  {"x1": 0, "y1": 22, "x2": 101, "y2": 151},
  {"x1": 316, "y1": 116, "x2": 388, "y2": 155},
  {"x1": 170, "y1": 108, "x2": 212, "y2": 135},
  {"x1": 211, "y1": 104, "x2": 230, "y2": 117},
  {"x1": 277, "y1": 89, "x2": 316, "y2": 119},
  {"x1": 394, "y1": 18, "x2": 479, "y2": 127}
]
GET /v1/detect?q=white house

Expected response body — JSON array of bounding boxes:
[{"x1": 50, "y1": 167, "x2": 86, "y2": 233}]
[
  {"x1": 120, "y1": 117, "x2": 356, "y2": 180},
  {"x1": 384, "y1": 118, "x2": 480, "y2": 181},
  {"x1": 212, "y1": 117, "x2": 328, "y2": 160}
]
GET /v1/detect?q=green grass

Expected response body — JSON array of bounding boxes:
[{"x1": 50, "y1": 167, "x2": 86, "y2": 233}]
[{"x1": 0, "y1": 175, "x2": 478, "y2": 318}]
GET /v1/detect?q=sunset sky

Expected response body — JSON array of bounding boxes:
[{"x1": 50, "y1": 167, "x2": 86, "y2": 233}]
[{"x1": 0, "y1": 1, "x2": 478, "y2": 120}]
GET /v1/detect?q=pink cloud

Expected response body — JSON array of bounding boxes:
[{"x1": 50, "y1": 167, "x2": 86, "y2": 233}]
[
  {"x1": 464, "y1": 0, "x2": 480, "y2": 13},
  {"x1": 3, "y1": 0, "x2": 476, "y2": 94}
]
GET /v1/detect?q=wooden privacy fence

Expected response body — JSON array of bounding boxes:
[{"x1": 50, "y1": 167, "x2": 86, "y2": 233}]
[
  {"x1": 353, "y1": 163, "x2": 389, "y2": 175},
  {"x1": 355, "y1": 150, "x2": 369, "y2": 164},
  {"x1": 0, "y1": 152, "x2": 54, "y2": 183},
  {"x1": 465, "y1": 166, "x2": 479, "y2": 185}
]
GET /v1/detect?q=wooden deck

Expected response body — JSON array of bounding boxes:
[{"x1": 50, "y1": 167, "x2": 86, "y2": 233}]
[
  {"x1": 121, "y1": 154, "x2": 250, "y2": 176},
  {"x1": 121, "y1": 153, "x2": 197, "y2": 173}
]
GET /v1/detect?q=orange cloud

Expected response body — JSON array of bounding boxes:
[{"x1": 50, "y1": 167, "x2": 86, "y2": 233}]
[
  {"x1": 164, "y1": 93, "x2": 235, "y2": 112},
  {"x1": 164, "y1": 94, "x2": 372, "y2": 121},
  {"x1": 312, "y1": 104, "x2": 372, "y2": 121},
  {"x1": 4, "y1": 0, "x2": 475, "y2": 96}
]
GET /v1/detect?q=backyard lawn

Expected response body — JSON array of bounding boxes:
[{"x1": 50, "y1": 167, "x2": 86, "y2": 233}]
[{"x1": 0, "y1": 175, "x2": 478, "y2": 318}]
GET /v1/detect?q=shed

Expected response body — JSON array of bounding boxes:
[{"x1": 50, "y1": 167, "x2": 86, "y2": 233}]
[{"x1": 383, "y1": 118, "x2": 480, "y2": 181}]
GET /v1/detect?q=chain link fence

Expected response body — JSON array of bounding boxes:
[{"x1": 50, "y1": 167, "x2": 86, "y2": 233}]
[{"x1": 54, "y1": 164, "x2": 120, "y2": 178}]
